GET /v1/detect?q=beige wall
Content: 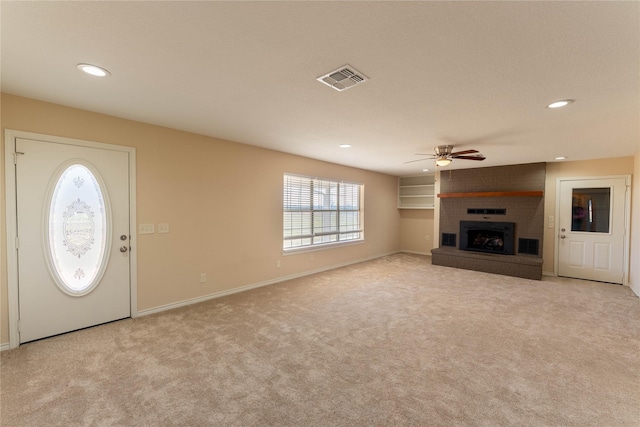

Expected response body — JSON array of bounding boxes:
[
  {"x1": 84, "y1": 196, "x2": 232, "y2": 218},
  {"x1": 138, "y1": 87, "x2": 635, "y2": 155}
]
[
  {"x1": 543, "y1": 157, "x2": 635, "y2": 275},
  {"x1": 630, "y1": 151, "x2": 640, "y2": 296},
  {"x1": 0, "y1": 94, "x2": 401, "y2": 345},
  {"x1": 0, "y1": 100, "x2": 5, "y2": 345},
  {"x1": 399, "y1": 209, "x2": 435, "y2": 255}
]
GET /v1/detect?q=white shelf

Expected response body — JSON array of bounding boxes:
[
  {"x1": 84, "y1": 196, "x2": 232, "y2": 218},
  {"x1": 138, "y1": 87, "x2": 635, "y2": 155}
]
[{"x1": 398, "y1": 175, "x2": 435, "y2": 209}]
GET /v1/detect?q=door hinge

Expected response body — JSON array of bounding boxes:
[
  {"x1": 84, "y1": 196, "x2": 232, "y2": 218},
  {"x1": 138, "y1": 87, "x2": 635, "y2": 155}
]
[
  {"x1": 15, "y1": 237, "x2": 19, "y2": 250},
  {"x1": 13, "y1": 151, "x2": 25, "y2": 164},
  {"x1": 17, "y1": 320, "x2": 21, "y2": 333}
]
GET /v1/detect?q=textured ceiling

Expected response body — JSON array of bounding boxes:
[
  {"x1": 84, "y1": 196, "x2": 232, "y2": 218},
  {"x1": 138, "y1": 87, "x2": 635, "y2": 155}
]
[{"x1": 2, "y1": 1, "x2": 639, "y2": 176}]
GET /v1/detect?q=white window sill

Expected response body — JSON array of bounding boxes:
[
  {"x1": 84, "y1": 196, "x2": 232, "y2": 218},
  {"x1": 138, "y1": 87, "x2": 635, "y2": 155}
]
[{"x1": 282, "y1": 239, "x2": 365, "y2": 256}]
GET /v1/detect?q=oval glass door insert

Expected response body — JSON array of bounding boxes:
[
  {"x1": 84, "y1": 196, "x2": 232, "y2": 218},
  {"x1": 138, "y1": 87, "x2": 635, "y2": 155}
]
[{"x1": 47, "y1": 163, "x2": 110, "y2": 295}]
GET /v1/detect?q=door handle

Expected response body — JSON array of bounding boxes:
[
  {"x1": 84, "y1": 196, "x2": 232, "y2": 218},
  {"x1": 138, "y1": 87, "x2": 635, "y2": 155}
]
[
  {"x1": 560, "y1": 235, "x2": 566, "y2": 239},
  {"x1": 120, "y1": 246, "x2": 128, "y2": 253}
]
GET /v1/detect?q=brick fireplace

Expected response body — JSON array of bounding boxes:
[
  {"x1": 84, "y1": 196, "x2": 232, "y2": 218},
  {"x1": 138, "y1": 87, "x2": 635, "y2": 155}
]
[{"x1": 431, "y1": 163, "x2": 545, "y2": 280}]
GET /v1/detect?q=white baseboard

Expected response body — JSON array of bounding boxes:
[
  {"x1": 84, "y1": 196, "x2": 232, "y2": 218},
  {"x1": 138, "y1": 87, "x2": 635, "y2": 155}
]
[
  {"x1": 542, "y1": 271, "x2": 555, "y2": 277},
  {"x1": 138, "y1": 251, "x2": 399, "y2": 318},
  {"x1": 0, "y1": 342, "x2": 11, "y2": 352}
]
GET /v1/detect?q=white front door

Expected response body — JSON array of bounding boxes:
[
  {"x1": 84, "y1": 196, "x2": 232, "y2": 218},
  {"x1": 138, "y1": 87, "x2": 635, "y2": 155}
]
[
  {"x1": 557, "y1": 177, "x2": 629, "y2": 284},
  {"x1": 15, "y1": 136, "x2": 131, "y2": 343}
]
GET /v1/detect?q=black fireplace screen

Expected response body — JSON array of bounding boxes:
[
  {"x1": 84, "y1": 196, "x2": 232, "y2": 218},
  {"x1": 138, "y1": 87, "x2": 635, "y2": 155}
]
[
  {"x1": 469, "y1": 231, "x2": 505, "y2": 251},
  {"x1": 459, "y1": 221, "x2": 515, "y2": 255}
]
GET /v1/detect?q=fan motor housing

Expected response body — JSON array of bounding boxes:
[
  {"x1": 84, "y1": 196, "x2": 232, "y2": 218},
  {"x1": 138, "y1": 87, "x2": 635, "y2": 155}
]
[{"x1": 435, "y1": 145, "x2": 453, "y2": 156}]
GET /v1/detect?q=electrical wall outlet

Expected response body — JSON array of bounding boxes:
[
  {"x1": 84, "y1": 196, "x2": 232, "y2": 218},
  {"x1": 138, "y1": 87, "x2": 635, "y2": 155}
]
[
  {"x1": 158, "y1": 223, "x2": 170, "y2": 233},
  {"x1": 200, "y1": 273, "x2": 207, "y2": 283}
]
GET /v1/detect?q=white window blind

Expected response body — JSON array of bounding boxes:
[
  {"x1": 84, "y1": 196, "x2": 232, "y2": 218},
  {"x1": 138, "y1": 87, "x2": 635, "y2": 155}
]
[{"x1": 284, "y1": 174, "x2": 363, "y2": 250}]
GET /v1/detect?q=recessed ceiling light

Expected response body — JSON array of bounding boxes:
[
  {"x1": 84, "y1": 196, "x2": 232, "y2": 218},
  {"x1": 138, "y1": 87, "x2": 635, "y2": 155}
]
[
  {"x1": 546, "y1": 99, "x2": 574, "y2": 109},
  {"x1": 422, "y1": 168, "x2": 430, "y2": 172},
  {"x1": 555, "y1": 156, "x2": 567, "y2": 160},
  {"x1": 338, "y1": 144, "x2": 352, "y2": 148},
  {"x1": 77, "y1": 63, "x2": 110, "y2": 77}
]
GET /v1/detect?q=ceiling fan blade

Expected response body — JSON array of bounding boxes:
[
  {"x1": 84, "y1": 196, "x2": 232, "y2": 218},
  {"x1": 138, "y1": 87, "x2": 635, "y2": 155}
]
[
  {"x1": 453, "y1": 155, "x2": 486, "y2": 161},
  {"x1": 403, "y1": 158, "x2": 430, "y2": 164},
  {"x1": 450, "y1": 149, "x2": 479, "y2": 156}
]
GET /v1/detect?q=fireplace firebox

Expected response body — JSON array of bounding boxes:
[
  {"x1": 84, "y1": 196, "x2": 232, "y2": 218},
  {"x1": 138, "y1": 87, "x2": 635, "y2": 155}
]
[{"x1": 460, "y1": 221, "x2": 515, "y2": 255}]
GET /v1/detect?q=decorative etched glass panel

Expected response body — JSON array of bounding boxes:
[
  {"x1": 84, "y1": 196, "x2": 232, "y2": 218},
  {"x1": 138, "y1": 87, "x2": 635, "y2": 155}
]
[{"x1": 48, "y1": 164, "x2": 109, "y2": 293}]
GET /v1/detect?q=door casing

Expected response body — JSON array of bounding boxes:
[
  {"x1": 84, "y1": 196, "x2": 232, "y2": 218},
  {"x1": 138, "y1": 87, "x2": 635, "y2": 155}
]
[
  {"x1": 554, "y1": 175, "x2": 631, "y2": 284},
  {"x1": 4, "y1": 130, "x2": 138, "y2": 349}
]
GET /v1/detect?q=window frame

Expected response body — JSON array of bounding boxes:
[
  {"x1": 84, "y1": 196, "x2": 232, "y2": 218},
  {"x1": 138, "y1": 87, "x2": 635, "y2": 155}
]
[{"x1": 283, "y1": 173, "x2": 364, "y2": 253}]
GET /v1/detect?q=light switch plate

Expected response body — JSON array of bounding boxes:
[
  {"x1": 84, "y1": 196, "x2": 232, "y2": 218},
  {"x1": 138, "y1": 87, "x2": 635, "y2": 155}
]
[
  {"x1": 158, "y1": 223, "x2": 170, "y2": 234},
  {"x1": 139, "y1": 224, "x2": 155, "y2": 234}
]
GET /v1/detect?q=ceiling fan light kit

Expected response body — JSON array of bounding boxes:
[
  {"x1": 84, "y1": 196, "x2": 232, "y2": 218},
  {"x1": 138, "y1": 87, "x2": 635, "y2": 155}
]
[{"x1": 436, "y1": 158, "x2": 452, "y2": 167}]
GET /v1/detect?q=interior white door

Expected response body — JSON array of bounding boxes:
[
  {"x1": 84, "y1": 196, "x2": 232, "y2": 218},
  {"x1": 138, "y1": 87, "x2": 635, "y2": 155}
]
[
  {"x1": 16, "y1": 137, "x2": 131, "y2": 343},
  {"x1": 558, "y1": 178, "x2": 627, "y2": 284}
]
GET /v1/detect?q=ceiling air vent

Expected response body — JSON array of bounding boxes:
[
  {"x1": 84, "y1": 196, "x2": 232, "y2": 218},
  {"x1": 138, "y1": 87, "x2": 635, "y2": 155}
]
[{"x1": 317, "y1": 65, "x2": 368, "y2": 91}]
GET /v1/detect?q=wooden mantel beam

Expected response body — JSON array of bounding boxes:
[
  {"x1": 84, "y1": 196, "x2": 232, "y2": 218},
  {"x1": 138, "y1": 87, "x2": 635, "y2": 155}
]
[{"x1": 437, "y1": 191, "x2": 544, "y2": 198}]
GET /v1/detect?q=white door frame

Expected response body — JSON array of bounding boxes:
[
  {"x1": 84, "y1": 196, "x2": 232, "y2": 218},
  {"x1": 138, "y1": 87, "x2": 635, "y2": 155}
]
[
  {"x1": 554, "y1": 175, "x2": 631, "y2": 284},
  {"x1": 4, "y1": 130, "x2": 138, "y2": 349}
]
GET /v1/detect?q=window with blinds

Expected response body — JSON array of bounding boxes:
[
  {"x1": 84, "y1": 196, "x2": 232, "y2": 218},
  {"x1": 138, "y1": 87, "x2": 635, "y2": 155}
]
[{"x1": 283, "y1": 174, "x2": 363, "y2": 250}]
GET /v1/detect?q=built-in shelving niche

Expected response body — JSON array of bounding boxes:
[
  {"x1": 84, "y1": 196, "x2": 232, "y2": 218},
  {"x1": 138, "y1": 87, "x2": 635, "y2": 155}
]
[{"x1": 398, "y1": 175, "x2": 435, "y2": 209}]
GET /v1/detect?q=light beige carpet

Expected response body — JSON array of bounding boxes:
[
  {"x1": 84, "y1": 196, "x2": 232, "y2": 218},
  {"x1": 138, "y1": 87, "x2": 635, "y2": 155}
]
[{"x1": 1, "y1": 253, "x2": 639, "y2": 426}]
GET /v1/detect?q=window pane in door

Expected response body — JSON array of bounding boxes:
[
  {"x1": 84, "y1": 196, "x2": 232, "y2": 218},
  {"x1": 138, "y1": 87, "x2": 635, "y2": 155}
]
[
  {"x1": 571, "y1": 188, "x2": 610, "y2": 233},
  {"x1": 47, "y1": 164, "x2": 109, "y2": 294}
]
